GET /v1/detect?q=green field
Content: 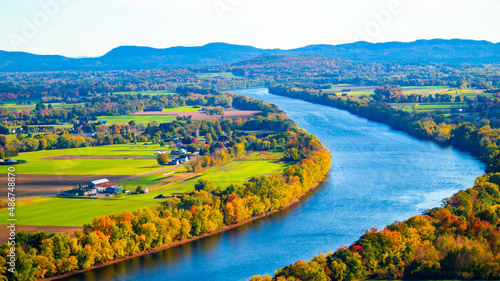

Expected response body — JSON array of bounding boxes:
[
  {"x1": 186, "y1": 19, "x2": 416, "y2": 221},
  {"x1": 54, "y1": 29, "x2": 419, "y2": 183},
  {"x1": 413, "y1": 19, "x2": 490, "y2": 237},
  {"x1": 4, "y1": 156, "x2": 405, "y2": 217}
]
[
  {"x1": 97, "y1": 115, "x2": 176, "y2": 125},
  {"x1": 1, "y1": 143, "x2": 167, "y2": 175},
  {"x1": 2, "y1": 194, "x2": 163, "y2": 226},
  {"x1": 162, "y1": 106, "x2": 201, "y2": 112},
  {"x1": 166, "y1": 160, "x2": 288, "y2": 193},
  {"x1": 0, "y1": 103, "x2": 85, "y2": 111},
  {"x1": 96, "y1": 106, "x2": 202, "y2": 125},
  {"x1": 0, "y1": 159, "x2": 287, "y2": 226},
  {"x1": 389, "y1": 102, "x2": 467, "y2": 113},
  {"x1": 0, "y1": 99, "x2": 42, "y2": 105}
]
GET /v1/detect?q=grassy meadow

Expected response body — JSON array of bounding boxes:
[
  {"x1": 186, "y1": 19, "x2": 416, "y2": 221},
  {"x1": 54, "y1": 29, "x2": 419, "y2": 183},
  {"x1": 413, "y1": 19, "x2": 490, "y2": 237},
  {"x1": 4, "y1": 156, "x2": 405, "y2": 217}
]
[
  {"x1": 96, "y1": 106, "x2": 201, "y2": 125},
  {"x1": 97, "y1": 115, "x2": 176, "y2": 125},
  {"x1": 0, "y1": 103, "x2": 85, "y2": 111},
  {"x1": 1, "y1": 143, "x2": 167, "y2": 175},
  {"x1": 162, "y1": 106, "x2": 202, "y2": 112}
]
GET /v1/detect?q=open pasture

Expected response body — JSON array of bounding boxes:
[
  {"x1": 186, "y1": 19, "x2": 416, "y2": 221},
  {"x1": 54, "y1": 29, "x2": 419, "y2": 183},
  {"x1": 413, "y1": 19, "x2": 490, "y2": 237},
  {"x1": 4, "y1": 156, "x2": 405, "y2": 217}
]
[
  {"x1": 163, "y1": 106, "x2": 201, "y2": 112},
  {"x1": 164, "y1": 160, "x2": 288, "y2": 193},
  {"x1": 97, "y1": 115, "x2": 176, "y2": 125},
  {"x1": 389, "y1": 102, "x2": 468, "y2": 113},
  {"x1": 1, "y1": 143, "x2": 166, "y2": 176},
  {"x1": 0, "y1": 102, "x2": 85, "y2": 111}
]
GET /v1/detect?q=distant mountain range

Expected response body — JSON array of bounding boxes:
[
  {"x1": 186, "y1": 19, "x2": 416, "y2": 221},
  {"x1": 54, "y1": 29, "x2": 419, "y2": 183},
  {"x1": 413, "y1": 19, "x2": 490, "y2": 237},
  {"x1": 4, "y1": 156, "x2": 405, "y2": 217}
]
[{"x1": 0, "y1": 39, "x2": 499, "y2": 72}]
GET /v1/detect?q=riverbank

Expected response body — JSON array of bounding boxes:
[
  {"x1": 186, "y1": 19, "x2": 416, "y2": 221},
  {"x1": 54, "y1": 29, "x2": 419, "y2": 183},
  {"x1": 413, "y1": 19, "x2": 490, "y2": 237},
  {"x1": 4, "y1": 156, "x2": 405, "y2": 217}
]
[{"x1": 42, "y1": 179, "x2": 326, "y2": 281}]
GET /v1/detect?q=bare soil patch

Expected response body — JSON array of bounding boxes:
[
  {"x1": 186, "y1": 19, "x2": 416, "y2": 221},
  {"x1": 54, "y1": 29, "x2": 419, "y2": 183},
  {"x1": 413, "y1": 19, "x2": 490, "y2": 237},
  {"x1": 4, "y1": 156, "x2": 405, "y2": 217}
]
[
  {"x1": 0, "y1": 174, "x2": 125, "y2": 197},
  {"x1": 0, "y1": 225, "x2": 81, "y2": 243}
]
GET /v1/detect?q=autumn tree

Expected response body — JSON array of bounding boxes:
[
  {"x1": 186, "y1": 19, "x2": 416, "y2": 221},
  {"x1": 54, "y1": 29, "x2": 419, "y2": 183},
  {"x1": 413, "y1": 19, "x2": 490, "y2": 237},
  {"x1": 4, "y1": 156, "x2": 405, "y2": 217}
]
[{"x1": 157, "y1": 153, "x2": 169, "y2": 166}]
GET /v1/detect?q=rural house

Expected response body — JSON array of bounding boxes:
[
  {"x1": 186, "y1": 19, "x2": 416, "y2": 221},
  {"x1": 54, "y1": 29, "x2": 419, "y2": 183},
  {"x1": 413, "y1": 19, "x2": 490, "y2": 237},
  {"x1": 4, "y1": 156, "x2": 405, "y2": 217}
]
[{"x1": 88, "y1": 178, "x2": 110, "y2": 192}]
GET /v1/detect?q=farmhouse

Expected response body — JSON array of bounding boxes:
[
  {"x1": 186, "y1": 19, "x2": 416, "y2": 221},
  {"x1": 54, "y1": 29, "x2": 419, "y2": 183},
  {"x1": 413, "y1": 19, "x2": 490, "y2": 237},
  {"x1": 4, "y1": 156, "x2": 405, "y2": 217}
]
[
  {"x1": 169, "y1": 159, "x2": 180, "y2": 165},
  {"x1": 61, "y1": 186, "x2": 97, "y2": 197},
  {"x1": 88, "y1": 178, "x2": 110, "y2": 192},
  {"x1": 172, "y1": 148, "x2": 187, "y2": 155}
]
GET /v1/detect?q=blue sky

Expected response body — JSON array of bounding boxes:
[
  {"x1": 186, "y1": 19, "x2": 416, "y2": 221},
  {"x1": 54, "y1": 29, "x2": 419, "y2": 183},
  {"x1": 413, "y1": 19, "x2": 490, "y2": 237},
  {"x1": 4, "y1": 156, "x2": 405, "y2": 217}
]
[{"x1": 0, "y1": 0, "x2": 499, "y2": 57}]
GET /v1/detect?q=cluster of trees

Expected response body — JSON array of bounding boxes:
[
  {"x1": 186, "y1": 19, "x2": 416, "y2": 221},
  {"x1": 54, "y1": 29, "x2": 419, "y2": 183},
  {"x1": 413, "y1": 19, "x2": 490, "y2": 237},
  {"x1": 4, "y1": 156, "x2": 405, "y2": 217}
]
[
  {"x1": 1, "y1": 124, "x2": 140, "y2": 156},
  {"x1": 372, "y1": 85, "x2": 402, "y2": 101},
  {"x1": 249, "y1": 84, "x2": 500, "y2": 280},
  {"x1": 0, "y1": 70, "x2": 184, "y2": 101},
  {"x1": 203, "y1": 106, "x2": 225, "y2": 115},
  {"x1": 0, "y1": 126, "x2": 331, "y2": 281}
]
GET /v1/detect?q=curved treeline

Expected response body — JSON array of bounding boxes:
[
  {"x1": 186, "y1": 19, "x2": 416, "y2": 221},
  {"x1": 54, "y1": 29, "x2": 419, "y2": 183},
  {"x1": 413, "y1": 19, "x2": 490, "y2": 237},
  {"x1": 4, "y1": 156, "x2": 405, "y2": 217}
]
[
  {"x1": 249, "y1": 85, "x2": 500, "y2": 280},
  {"x1": 0, "y1": 91, "x2": 331, "y2": 281}
]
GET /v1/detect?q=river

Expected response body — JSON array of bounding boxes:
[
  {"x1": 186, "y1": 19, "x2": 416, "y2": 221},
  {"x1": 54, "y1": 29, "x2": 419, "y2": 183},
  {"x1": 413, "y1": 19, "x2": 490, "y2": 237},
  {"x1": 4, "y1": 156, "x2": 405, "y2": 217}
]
[{"x1": 63, "y1": 88, "x2": 484, "y2": 281}]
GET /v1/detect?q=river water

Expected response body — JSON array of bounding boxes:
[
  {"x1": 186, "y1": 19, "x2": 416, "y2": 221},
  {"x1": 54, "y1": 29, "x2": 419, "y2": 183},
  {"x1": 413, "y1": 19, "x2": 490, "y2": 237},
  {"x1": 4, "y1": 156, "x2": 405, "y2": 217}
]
[{"x1": 63, "y1": 88, "x2": 484, "y2": 281}]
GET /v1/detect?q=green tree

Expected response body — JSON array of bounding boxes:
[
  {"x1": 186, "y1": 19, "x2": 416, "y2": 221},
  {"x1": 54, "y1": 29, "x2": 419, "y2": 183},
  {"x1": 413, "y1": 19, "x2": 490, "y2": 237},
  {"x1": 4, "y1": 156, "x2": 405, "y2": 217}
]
[
  {"x1": 205, "y1": 133, "x2": 213, "y2": 145},
  {"x1": 194, "y1": 178, "x2": 214, "y2": 193},
  {"x1": 0, "y1": 136, "x2": 6, "y2": 147}
]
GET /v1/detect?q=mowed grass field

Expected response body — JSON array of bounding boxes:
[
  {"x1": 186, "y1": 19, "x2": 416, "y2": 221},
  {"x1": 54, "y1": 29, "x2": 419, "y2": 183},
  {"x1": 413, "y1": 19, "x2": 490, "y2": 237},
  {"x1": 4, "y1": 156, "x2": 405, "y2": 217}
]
[
  {"x1": 389, "y1": 102, "x2": 468, "y2": 113},
  {"x1": 2, "y1": 194, "x2": 163, "y2": 226},
  {"x1": 0, "y1": 103, "x2": 85, "y2": 111},
  {"x1": 0, "y1": 143, "x2": 166, "y2": 175},
  {"x1": 165, "y1": 160, "x2": 288, "y2": 193},
  {"x1": 162, "y1": 106, "x2": 201, "y2": 112},
  {"x1": 97, "y1": 106, "x2": 201, "y2": 125},
  {"x1": 0, "y1": 159, "x2": 288, "y2": 226},
  {"x1": 97, "y1": 115, "x2": 176, "y2": 125}
]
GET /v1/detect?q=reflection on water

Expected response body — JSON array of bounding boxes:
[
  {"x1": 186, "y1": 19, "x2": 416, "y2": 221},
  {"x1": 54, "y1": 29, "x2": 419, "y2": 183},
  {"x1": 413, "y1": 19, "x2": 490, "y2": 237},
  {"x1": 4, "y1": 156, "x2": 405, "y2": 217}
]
[{"x1": 62, "y1": 88, "x2": 484, "y2": 281}]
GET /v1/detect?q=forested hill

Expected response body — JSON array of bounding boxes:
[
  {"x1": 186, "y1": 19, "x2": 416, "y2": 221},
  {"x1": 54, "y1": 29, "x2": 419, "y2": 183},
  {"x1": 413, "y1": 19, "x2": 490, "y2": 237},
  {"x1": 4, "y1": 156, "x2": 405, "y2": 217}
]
[{"x1": 0, "y1": 39, "x2": 499, "y2": 72}]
